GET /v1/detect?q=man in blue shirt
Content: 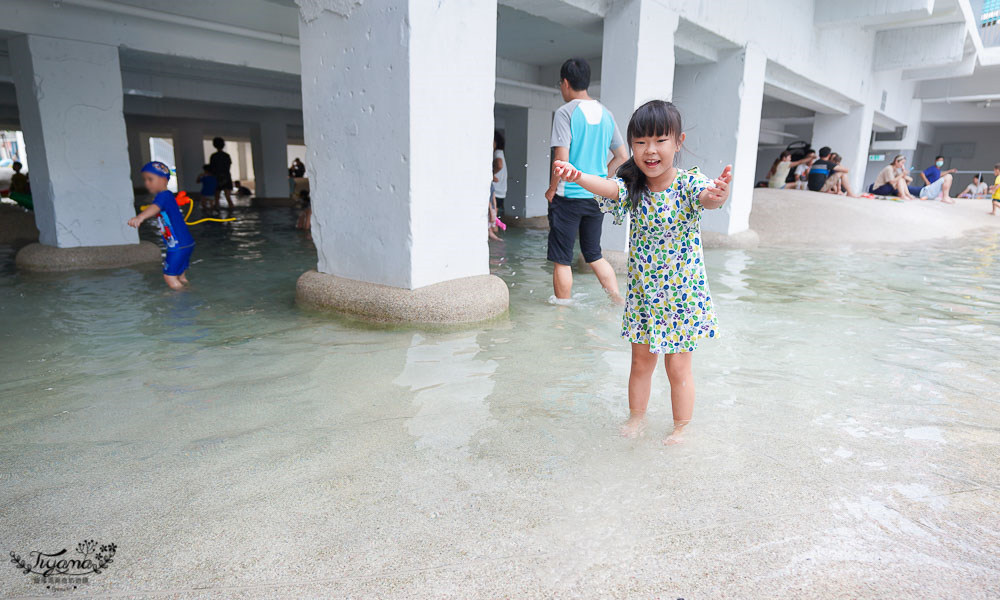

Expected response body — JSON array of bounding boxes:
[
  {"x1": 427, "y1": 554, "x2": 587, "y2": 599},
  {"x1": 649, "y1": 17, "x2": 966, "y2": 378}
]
[
  {"x1": 545, "y1": 58, "x2": 629, "y2": 302},
  {"x1": 918, "y1": 155, "x2": 957, "y2": 203}
]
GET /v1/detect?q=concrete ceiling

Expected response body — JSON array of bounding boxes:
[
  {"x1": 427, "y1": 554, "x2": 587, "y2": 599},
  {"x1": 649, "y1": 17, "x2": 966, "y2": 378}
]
[
  {"x1": 96, "y1": 0, "x2": 299, "y2": 37},
  {"x1": 497, "y1": 5, "x2": 602, "y2": 66}
]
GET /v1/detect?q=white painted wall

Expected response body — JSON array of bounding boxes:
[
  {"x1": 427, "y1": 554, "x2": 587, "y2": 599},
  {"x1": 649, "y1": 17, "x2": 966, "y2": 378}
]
[
  {"x1": 674, "y1": 45, "x2": 767, "y2": 235},
  {"x1": 10, "y1": 35, "x2": 138, "y2": 248}
]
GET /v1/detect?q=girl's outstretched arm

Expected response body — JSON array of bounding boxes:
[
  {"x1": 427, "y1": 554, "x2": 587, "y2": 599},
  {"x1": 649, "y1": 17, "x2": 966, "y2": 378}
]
[
  {"x1": 553, "y1": 160, "x2": 620, "y2": 199},
  {"x1": 700, "y1": 165, "x2": 732, "y2": 210}
]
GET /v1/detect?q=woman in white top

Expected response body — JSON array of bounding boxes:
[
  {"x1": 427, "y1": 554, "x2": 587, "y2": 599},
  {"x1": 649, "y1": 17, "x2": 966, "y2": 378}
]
[
  {"x1": 958, "y1": 174, "x2": 988, "y2": 198},
  {"x1": 493, "y1": 130, "x2": 508, "y2": 216},
  {"x1": 766, "y1": 150, "x2": 814, "y2": 189}
]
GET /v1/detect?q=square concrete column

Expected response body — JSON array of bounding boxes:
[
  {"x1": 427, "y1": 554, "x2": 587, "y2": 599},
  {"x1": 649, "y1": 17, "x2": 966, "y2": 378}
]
[
  {"x1": 9, "y1": 35, "x2": 159, "y2": 269},
  {"x1": 598, "y1": 0, "x2": 679, "y2": 268},
  {"x1": 251, "y1": 117, "x2": 289, "y2": 198},
  {"x1": 294, "y1": 0, "x2": 507, "y2": 324},
  {"x1": 175, "y1": 123, "x2": 206, "y2": 194},
  {"x1": 674, "y1": 45, "x2": 766, "y2": 238},
  {"x1": 502, "y1": 106, "x2": 552, "y2": 224},
  {"x1": 813, "y1": 105, "x2": 875, "y2": 195}
]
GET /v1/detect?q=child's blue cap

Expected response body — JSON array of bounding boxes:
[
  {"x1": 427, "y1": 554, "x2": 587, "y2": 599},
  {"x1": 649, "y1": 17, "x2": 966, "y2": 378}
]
[{"x1": 141, "y1": 161, "x2": 171, "y2": 179}]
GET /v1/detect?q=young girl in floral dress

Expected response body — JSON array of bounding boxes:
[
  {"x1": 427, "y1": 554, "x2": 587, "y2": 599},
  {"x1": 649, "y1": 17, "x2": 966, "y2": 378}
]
[{"x1": 553, "y1": 100, "x2": 731, "y2": 444}]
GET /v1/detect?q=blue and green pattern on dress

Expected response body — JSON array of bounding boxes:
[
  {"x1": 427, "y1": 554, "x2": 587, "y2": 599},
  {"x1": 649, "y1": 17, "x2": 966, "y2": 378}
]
[{"x1": 596, "y1": 168, "x2": 719, "y2": 354}]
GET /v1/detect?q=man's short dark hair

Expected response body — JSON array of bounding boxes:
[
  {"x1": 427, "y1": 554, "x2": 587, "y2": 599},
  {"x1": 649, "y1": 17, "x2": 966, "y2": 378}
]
[
  {"x1": 560, "y1": 58, "x2": 591, "y2": 91},
  {"x1": 12, "y1": 161, "x2": 21, "y2": 170},
  {"x1": 203, "y1": 164, "x2": 212, "y2": 171},
  {"x1": 818, "y1": 146, "x2": 831, "y2": 157},
  {"x1": 494, "y1": 129, "x2": 505, "y2": 151},
  {"x1": 212, "y1": 136, "x2": 225, "y2": 149},
  {"x1": 935, "y1": 155, "x2": 944, "y2": 161}
]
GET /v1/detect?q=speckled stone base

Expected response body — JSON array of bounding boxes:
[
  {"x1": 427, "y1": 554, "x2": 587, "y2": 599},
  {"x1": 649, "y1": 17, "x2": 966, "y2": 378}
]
[
  {"x1": 576, "y1": 249, "x2": 627, "y2": 274},
  {"x1": 16, "y1": 241, "x2": 161, "y2": 271},
  {"x1": 297, "y1": 270, "x2": 509, "y2": 324},
  {"x1": 702, "y1": 229, "x2": 760, "y2": 249}
]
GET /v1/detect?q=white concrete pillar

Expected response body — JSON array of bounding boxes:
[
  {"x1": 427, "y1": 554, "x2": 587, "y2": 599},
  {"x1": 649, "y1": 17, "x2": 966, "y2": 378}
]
[
  {"x1": 295, "y1": 0, "x2": 507, "y2": 322},
  {"x1": 599, "y1": 0, "x2": 679, "y2": 260},
  {"x1": 674, "y1": 45, "x2": 766, "y2": 236},
  {"x1": 503, "y1": 106, "x2": 552, "y2": 222},
  {"x1": 175, "y1": 123, "x2": 205, "y2": 194},
  {"x1": 812, "y1": 105, "x2": 875, "y2": 195},
  {"x1": 251, "y1": 117, "x2": 289, "y2": 198},
  {"x1": 9, "y1": 35, "x2": 137, "y2": 248}
]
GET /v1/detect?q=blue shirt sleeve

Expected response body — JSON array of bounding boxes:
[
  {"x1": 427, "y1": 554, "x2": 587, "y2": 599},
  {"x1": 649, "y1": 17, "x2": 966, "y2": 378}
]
[{"x1": 152, "y1": 190, "x2": 174, "y2": 209}]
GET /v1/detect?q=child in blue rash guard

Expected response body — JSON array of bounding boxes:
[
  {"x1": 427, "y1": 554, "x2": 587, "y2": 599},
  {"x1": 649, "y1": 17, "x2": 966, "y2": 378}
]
[{"x1": 128, "y1": 161, "x2": 195, "y2": 290}]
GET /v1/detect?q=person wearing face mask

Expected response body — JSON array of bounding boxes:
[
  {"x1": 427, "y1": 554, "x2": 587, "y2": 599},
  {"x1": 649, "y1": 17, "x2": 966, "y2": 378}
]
[
  {"x1": 918, "y1": 155, "x2": 957, "y2": 204},
  {"x1": 920, "y1": 156, "x2": 956, "y2": 190}
]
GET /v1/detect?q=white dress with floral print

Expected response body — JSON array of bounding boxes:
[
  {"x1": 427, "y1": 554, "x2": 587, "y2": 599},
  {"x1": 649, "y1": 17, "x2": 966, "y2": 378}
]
[{"x1": 596, "y1": 168, "x2": 718, "y2": 354}]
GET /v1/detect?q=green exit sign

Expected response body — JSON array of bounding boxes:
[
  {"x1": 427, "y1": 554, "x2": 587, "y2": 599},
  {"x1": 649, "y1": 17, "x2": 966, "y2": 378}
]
[{"x1": 868, "y1": 154, "x2": 885, "y2": 162}]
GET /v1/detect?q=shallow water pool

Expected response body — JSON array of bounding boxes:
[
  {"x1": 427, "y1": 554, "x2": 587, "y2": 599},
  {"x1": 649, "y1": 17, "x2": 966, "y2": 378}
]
[{"x1": 1, "y1": 208, "x2": 998, "y2": 598}]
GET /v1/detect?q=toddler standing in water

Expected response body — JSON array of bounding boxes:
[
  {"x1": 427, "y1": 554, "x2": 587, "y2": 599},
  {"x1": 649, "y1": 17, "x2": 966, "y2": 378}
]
[
  {"x1": 128, "y1": 161, "x2": 195, "y2": 290},
  {"x1": 553, "y1": 100, "x2": 731, "y2": 444}
]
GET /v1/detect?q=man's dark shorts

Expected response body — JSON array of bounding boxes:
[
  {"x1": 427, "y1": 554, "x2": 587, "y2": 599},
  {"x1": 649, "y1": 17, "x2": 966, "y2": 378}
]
[{"x1": 547, "y1": 194, "x2": 604, "y2": 265}]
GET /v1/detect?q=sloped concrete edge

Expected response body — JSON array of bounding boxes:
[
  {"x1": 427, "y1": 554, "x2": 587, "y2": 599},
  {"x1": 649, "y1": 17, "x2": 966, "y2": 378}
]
[
  {"x1": 16, "y1": 241, "x2": 161, "y2": 271},
  {"x1": 296, "y1": 270, "x2": 509, "y2": 324},
  {"x1": 702, "y1": 229, "x2": 760, "y2": 249}
]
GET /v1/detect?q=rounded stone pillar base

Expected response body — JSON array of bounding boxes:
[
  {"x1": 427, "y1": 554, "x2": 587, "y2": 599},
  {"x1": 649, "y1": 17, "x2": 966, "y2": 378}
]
[
  {"x1": 576, "y1": 249, "x2": 628, "y2": 274},
  {"x1": 296, "y1": 270, "x2": 509, "y2": 324},
  {"x1": 702, "y1": 229, "x2": 760, "y2": 249},
  {"x1": 16, "y1": 241, "x2": 161, "y2": 271}
]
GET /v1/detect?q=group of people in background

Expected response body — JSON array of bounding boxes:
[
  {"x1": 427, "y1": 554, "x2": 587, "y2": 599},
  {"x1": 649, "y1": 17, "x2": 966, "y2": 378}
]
[
  {"x1": 767, "y1": 144, "x2": 999, "y2": 207},
  {"x1": 766, "y1": 146, "x2": 859, "y2": 197}
]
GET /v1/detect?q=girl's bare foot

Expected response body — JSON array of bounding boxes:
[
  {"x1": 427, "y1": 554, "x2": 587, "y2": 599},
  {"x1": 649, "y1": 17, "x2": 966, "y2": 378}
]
[
  {"x1": 663, "y1": 420, "x2": 690, "y2": 445},
  {"x1": 179, "y1": 274, "x2": 189, "y2": 285},
  {"x1": 620, "y1": 413, "x2": 647, "y2": 438}
]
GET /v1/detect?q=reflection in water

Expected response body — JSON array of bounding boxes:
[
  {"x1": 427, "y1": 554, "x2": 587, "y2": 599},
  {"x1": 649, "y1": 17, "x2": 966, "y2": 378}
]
[{"x1": 395, "y1": 333, "x2": 497, "y2": 456}]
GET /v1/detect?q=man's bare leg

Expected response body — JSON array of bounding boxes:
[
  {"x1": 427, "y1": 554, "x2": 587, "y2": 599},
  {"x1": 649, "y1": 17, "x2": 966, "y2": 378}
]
[
  {"x1": 553, "y1": 263, "x2": 573, "y2": 300},
  {"x1": 938, "y1": 174, "x2": 955, "y2": 204},
  {"x1": 589, "y1": 258, "x2": 624, "y2": 304},
  {"x1": 841, "y1": 176, "x2": 859, "y2": 198}
]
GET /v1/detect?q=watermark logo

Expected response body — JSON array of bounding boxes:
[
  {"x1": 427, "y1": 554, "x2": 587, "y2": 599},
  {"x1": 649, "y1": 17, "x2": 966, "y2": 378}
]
[{"x1": 9, "y1": 540, "x2": 116, "y2": 588}]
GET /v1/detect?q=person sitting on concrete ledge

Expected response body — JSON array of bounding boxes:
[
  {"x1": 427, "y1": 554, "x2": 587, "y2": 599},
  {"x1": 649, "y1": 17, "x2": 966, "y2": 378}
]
[
  {"x1": 920, "y1": 155, "x2": 957, "y2": 192},
  {"x1": 871, "y1": 155, "x2": 917, "y2": 199},
  {"x1": 916, "y1": 155, "x2": 956, "y2": 204},
  {"x1": 8, "y1": 161, "x2": 32, "y2": 209},
  {"x1": 806, "y1": 147, "x2": 849, "y2": 192},
  {"x1": 766, "y1": 151, "x2": 812, "y2": 189},
  {"x1": 958, "y1": 174, "x2": 988, "y2": 198},
  {"x1": 819, "y1": 153, "x2": 859, "y2": 197}
]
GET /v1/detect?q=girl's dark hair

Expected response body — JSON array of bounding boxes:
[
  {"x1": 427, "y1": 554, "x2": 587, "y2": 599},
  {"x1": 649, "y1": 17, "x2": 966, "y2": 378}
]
[
  {"x1": 494, "y1": 129, "x2": 505, "y2": 150},
  {"x1": 767, "y1": 151, "x2": 792, "y2": 177},
  {"x1": 616, "y1": 100, "x2": 684, "y2": 211}
]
